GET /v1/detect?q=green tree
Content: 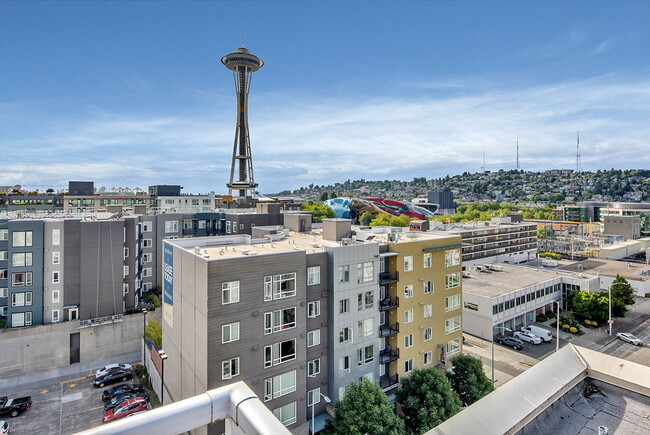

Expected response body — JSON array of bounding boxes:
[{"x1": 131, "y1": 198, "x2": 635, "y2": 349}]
[
  {"x1": 145, "y1": 318, "x2": 162, "y2": 348},
  {"x1": 610, "y1": 274, "x2": 635, "y2": 305},
  {"x1": 396, "y1": 367, "x2": 461, "y2": 434},
  {"x1": 319, "y1": 192, "x2": 329, "y2": 202},
  {"x1": 359, "y1": 212, "x2": 374, "y2": 226},
  {"x1": 300, "y1": 201, "x2": 335, "y2": 223},
  {"x1": 446, "y1": 354, "x2": 494, "y2": 406},
  {"x1": 568, "y1": 290, "x2": 610, "y2": 323},
  {"x1": 325, "y1": 379, "x2": 404, "y2": 435}
]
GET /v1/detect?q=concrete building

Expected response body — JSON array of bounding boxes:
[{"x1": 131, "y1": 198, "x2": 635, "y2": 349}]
[
  {"x1": 603, "y1": 215, "x2": 641, "y2": 240},
  {"x1": 564, "y1": 201, "x2": 650, "y2": 236},
  {"x1": 427, "y1": 190, "x2": 455, "y2": 214},
  {"x1": 559, "y1": 258, "x2": 650, "y2": 297}
]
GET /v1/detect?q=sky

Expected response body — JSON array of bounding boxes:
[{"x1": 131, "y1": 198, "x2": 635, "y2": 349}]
[{"x1": 2, "y1": 1, "x2": 650, "y2": 194}]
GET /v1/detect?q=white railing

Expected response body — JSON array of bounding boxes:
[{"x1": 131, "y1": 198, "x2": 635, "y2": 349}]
[
  {"x1": 74, "y1": 381, "x2": 290, "y2": 435},
  {"x1": 79, "y1": 314, "x2": 123, "y2": 328}
]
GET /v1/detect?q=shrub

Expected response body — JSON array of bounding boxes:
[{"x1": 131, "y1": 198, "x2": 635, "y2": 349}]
[
  {"x1": 562, "y1": 324, "x2": 570, "y2": 330},
  {"x1": 570, "y1": 327, "x2": 578, "y2": 333},
  {"x1": 149, "y1": 294, "x2": 161, "y2": 307}
]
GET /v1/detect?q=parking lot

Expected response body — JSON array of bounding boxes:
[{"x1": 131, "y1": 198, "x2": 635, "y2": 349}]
[{"x1": 1, "y1": 364, "x2": 150, "y2": 435}]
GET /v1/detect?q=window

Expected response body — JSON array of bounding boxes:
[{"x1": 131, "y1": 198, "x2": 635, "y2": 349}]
[
  {"x1": 424, "y1": 253, "x2": 432, "y2": 268},
  {"x1": 198, "y1": 220, "x2": 206, "y2": 229},
  {"x1": 143, "y1": 282, "x2": 153, "y2": 291},
  {"x1": 404, "y1": 256, "x2": 413, "y2": 272},
  {"x1": 143, "y1": 221, "x2": 153, "y2": 232},
  {"x1": 12, "y1": 292, "x2": 32, "y2": 307},
  {"x1": 357, "y1": 345, "x2": 374, "y2": 366},
  {"x1": 264, "y1": 371, "x2": 297, "y2": 401},
  {"x1": 12, "y1": 252, "x2": 32, "y2": 267},
  {"x1": 423, "y1": 281, "x2": 433, "y2": 294},
  {"x1": 424, "y1": 327, "x2": 432, "y2": 341},
  {"x1": 264, "y1": 307, "x2": 296, "y2": 334},
  {"x1": 339, "y1": 298, "x2": 350, "y2": 314},
  {"x1": 272, "y1": 402, "x2": 296, "y2": 426},
  {"x1": 307, "y1": 266, "x2": 320, "y2": 285},
  {"x1": 404, "y1": 358, "x2": 414, "y2": 373},
  {"x1": 446, "y1": 338, "x2": 461, "y2": 356},
  {"x1": 164, "y1": 221, "x2": 179, "y2": 233},
  {"x1": 404, "y1": 334, "x2": 413, "y2": 348},
  {"x1": 232, "y1": 221, "x2": 237, "y2": 233},
  {"x1": 358, "y1": 318, "x2": 373, "y2": 337},
  {"x1": 0, "y1": 288, "x2": 7, "y2": 298},
  {"x1": 123, "y1": 247, "x2": 129, "y2": 258},
  {"x1": 445, "y1": 272, "x2": 461, "y2": 289},
  {"x1": 52, "y1": 309, "x2": 60, "y2": 323},
  {"x1": 123, "y1": 266, "x2": 129, "y2": 277},
  {"x1": 123, "y1": 283, "x2": 129, "y2": 295},
  {"x1": 12, "y1": 272, "x2": 32, "y2": 287},
  {"x1": 307, "y1": 388, "x2": 321, "y2": 406},
  {"x1": 308, "y1": 330, "x2": 320, "y2": 347},
  {"x1": 308, "y1": 358, "x2": 320, "y2": 377},
  {"x1": 423, "y1": 304, "x2": 432, "y2": 318},
  {"x1": 307, "y1": 301, "x2": 320, "y2": 318},
  {"x1": 339, "y1": 327, "x2": 353, "y2": 343},
  {"x1": 52, "y1": 290, "x2": 60, "y2": 303},
  {"x1": 142, "y1": 268, "x2": 152, "y2": 278},
  {"x1": 338, "y1": 355, "x2": 350, "y2": 372},
  {"x1": 52, "y1": 229, "x2": 61, "y2": 246},
  {"x1": 143, "y1": 239, "x2": 153, "y2": 248},
  {"x1": 0, "y1": 270, "x2": 6, "y2": 280},
  {"x1": 338, "y1": 385, "x2": 348, "y2": 400},
  {"x1": 143, "y1": 253, "x2": 152, "y2": 263},
  {"x1": 264, "y1": 339, "x2": 297, "y2": 367},
  {"x1": 445, "y1": 248, "x2": 461, "y2": 267},
  {"x1": 225, "y1": 221, "x2": 231, "y2": 233},
  {"x1": 222, "y1": 357, "x2": 240, "y2": 380},
  {"x1": 357, "y1": 261, "x2": 374, "y2": 283},
  {"x1": 445, "y1": 316, "x2": 461, "y2": 334},
  {"x1": 52, "y1": 252, "x2": 60, "y2": 264},
  {"x1": 11, "y1": 312, "x2": 32, "y2": 327},
  {"x1": 12, "y1": 231, "x2": 33, "y2": 247},
  {"x1": 222, "y1": 281, "x2": 240, "y2": 304},
  {"x1": 264, "y1": 273, "x2": 297, "y2": 301},
  {"x1": 0, "y1": 251, "x2": 6, "y2": 261},
  {"x1": 52, "y1": 271, "x2": 60, "y2": 284},
  {"x1": 445, "y1": 294, "x2": 461, "y2": 312},
  {"x1": 424, "y1": 351, "x2": 433, "y2": 365},
  {"x1": 404, "y1": 309, "x2": 413, "y2": 324},
  {"x1": 0, "y1": 229, "x2": 7, "y2": 241},
  {"x1": 222, "y1": 322, "x2": 240, "y2": 343},
  {"x1": 404, "y1": 285, "x2": 413, "y2": 299},
  {"x1": 357, "y1": 291, "x2": 374, "y2": 310},
  {"x1": 338, "y1": 265, "x2": 350, "y2": 283}
]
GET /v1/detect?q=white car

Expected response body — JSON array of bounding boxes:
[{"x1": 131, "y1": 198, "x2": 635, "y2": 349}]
[
  {"x1": 514, "y1": 331, "x2": 542, "y2": 345},
  {"x1": 617, "y1": 333, "x2": 642, "y2": 346},
  {"x1": 96, "y1": 363, "x2": 133, "y2": 378}
]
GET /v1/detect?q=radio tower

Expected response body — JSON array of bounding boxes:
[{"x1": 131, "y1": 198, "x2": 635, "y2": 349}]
[
  {"x1": 576, "y1": 131, "x2": 581, "y2": 173},
  {"x1": 516, "y1": 136, "x2": 520, "y2": 170},
  {"x1": 222, "y1": 46, "x2": 264, "y2": 198}
]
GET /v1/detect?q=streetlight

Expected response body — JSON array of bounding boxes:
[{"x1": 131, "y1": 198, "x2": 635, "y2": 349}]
[
  {"x1": 491, "y1": 325, "x2": 511, "y2": 385},
  {"x1": 142, "y1": 308, "x2": 148, "y2": 363},
  {"x1": 159, "y1": 350, "x2": 168, "y2": 405},
  {"x1": 310, "y1": 391, "x2": 331, "y2": 435},
  {"x1": 608, "y1": 284, "x2": 612, "y2": 336},
  {"x1": 553, "y1": 300, "x2": 561, "y2": 352}
]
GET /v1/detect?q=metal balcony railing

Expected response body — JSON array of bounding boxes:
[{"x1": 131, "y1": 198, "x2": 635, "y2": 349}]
[
  {"x1": 379, "y1": 322, "x2": 399, "y2": 337},
  {"x1": 379, "y1": 346, "x2": 399, "y2": 364},
  {"x1": 379, "y1": 374, "x2": 399, "y2": 390},
  {"x1": 379, "y1": 271, "x2": 399, "y2": 285},
  {"x1": 379, "y1": 296, "x2": 399, "y2": 311}
]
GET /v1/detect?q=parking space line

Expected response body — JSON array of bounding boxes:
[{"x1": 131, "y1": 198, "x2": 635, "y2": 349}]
[
  {"x1": 60, "y1": 376, "x2": 87, "y2": 384},
  {"x1": 89, "y1": 405, "x2": 104, "y2": 411}
]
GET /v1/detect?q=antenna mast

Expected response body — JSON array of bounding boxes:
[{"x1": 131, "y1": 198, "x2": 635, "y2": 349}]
[
  {"x1": 576, "y1": 131, "x2": 581, "y2": 173},
  {"x1": 516, "y1": 136, "x2": 520, "y2": 171},
  {"x1": 481, "y1": 146, "x2": 486, "y2": 173}
]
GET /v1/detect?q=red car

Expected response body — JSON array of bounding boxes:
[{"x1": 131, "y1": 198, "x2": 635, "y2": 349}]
[{"x1": 102, "y1": 398, "x2": 148, "y2": 424}]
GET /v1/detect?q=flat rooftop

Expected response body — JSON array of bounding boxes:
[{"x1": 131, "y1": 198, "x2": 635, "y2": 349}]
[{"x1": 559, "y1": 259, "x2": 650, "y2": 282}]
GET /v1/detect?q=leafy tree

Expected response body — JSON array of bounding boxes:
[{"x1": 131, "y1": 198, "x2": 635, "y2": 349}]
[
  {"x1": 446, "y1": 354, "x2": 494, "y2": 406},
  {"x1": 396, "y1": 367, "x2": 461, "y2": 434},
  {"x1": 325, "y1": 379, "x2": 404, "y2": 435},
  {"x1": 145, "y1": 318, "x2": 162, "y2": 348},
  {"x1": 568, "y1": 290, "x2": 610, "y2": 323},
  {"x1": 610, "y1": 274, "x2": 635, "y2": 305},
  {"x1": 300, "y1": 201, "x2": 335, "y2": 223},
  {"x1": 359, "y1": 212, "x2": 374, "y2": 226},
  {"x1": 369, "y1": 213, "x2": 413, "y2": 227}
]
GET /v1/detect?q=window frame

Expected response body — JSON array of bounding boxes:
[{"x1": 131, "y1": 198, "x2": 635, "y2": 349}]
[
  {"x1": 222, "y1": 322, "x2": 240, "y2": 344},
  {"x1": 222, "y1": 357, "x2": 240, "y2": 380},
  {"x1": 404, "y1": 255, "x2": 413, "y2": 272},
  {"x1": 307, "y1": 301, "x2": 320, "y2": 318},
  {"x1": 307, "y1": 266, "x2": 320, "y2": 286},
  {"x1": 222, "y1": 281, "x2": 240, "y2": 305}
]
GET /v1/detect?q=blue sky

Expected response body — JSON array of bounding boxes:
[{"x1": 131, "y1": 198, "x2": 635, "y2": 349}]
[{"x1": 2, "y1": 1, "x2": 650, "y2": 194}]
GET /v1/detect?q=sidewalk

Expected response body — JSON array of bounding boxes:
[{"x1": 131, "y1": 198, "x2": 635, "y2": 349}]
[{"x1": 0, "y1": 351, "x2": 141, "y2": 394}]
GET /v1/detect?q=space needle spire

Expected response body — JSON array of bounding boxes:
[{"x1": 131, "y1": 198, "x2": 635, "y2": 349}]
[{"x1": 222, "y1": 46, "x2": 264, "y2": 198}]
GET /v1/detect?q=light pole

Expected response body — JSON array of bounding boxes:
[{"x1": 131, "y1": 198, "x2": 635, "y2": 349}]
[
  {"x1": 608, "y1": 284, "x2": 612, "y2": 336},
  {"x1": 554, "y1": 300, "x2": 561, "y2": 352},
  {"x1": 142, "y1": 308, "x2": 148, "y2": 363},
  {"x1": 491, "y1": 325, "x2": 510, "y2": 385},
  {"x1": 159, "y1": 350, "x2": 168, "y2": 405},
  {"x1": 310, "y1": 391, "x2": 331, "y2": 435}
]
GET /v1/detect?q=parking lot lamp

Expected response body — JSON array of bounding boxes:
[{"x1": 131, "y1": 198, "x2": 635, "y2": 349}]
[
  {"x1": 159, "y1": 350, "x2": 168, "y2": 405},
  {"x1": 608, "y1": 285, "x2": 612, "y2": 336},
  {"x1": 310, "y1": 391, "x2": 330, "y2": 435},
  {"x1": 142, "y1": 308, "x2": 148, "y2": 363},
  {"x1": 553, "y1": 300, "x2": 561, "y2": 352}
]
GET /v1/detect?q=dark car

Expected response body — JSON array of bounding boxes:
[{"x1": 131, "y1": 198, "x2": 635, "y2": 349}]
[
  {"x1": 102, "y1": 398, "x2": 149, "y2": 424},
  {"x1": 0, "y1": 396, "x2": 32, "y2": 418},
  {"x1": 104, "y1": 393, "x2": 149, "y2": 412},
  {"x1": 102, "y1": 384, "x2": 146, "y2": 402},
  {"x1": 496, "y1": 336, "x2": 524, "y2": 350},
  {"x1": 93, "y1": 368, "x2": 134, "y2": 388}
]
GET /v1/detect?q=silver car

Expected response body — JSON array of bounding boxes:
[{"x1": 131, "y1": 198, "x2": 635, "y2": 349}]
[
  {"x1": 616, "y1": 333, "x2": 642, "y2": 346},
  {"x1": 96, "y1": 363, "x2": 133, "y2": 378},
  {"x1": 514, "y1": 331, "x2": 542, "y2": 345}
]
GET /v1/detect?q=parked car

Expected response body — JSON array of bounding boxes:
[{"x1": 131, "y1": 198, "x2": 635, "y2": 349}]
[
  {"x1": 93, "y1": 368, "x2": 134, "y2": 388},
  {"x1": 102, "y1": 398, "x2": 149, "y2": 424},
  {"x1": 0, "y1": 396, "x2": 32, "y2": 418},
  {"x1": 496, "y1": 336, "x2": 524, "y2": 350},
  {"x1": 514, "y1": 331, "x2": 542, "y2": 345},
  {"x1": 521, "y1": 325, "x2": 553, "y2": 342},
  {"x1": 102, "y1": 384, "x2": 146, "y2": 402},
  {"x1": 104, "y1": 393, "x2": 149, "y2": 412},
  {"x1": 617, "y1": 333, "x2": 643, "y2": 346},
  {"x1": 96, "y1": 363, "x2": 133, "y2": 378},
  {"x1": 1, "y1": 420, "x2": 8, "y2": 434}
]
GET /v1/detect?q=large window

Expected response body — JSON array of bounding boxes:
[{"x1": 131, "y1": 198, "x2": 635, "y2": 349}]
[
  {"x1": 11, "y1": 292, "x2": 32, "y2": 307},
  {"x1": 404, "y1": 285, "x2": 413, "y2": 299},
  {"x1": 404, "y1": 358, "x2": 413, "y2": 374},
  {"x1": 404, "y1": 309, "x2": 413, "y2": 324},
  {"x1": 357, "y1": 291, "x2": 374, "y2": 310},
  {"x1": 424, "y1": 327, "x2": 432, "y2": 341},
  {"x1": 357, "y1": 318, "x2": 373, "y2": 337},
  {"x1": 12, "y1": 231, "x2": 33, "y2": 247},
  {"x1": 164, "y1": 221, "x2": 179, "y2": 233},
  {"x1": 423, "y1": 253, "x2": 432, "y2": 268},
  {"x1": 307, "y1": 388, "x2": 321, "y2": 406},
  {"x1": 264, "y1": 339, "x2": 297, "y2": 367},
  {"x1": 308, "y1": 330, "x2": 320, "y2": 347},
  {"x1": 222, "y1": 322, "x2": 240, "y2": 343},
  {"x1": 338, "y1": 265, "x2": 350, "y2": 283},
  {"x1": 273, "y1": 402, "x2": 296, "y2": 426},
  {"x1": 307, "y1": 266, "x2": 320, "y2": 285},
  {"x1": 445, "y1": 272, "x2": 461, "y2": 289},
  {"x1": 11, "y1": 252, "x2": 32, "y2": 267},
  {"x1": 357, "y1": 262, "x2": 374, "y2": 283},
  {"x1": 12, "y1": 272, "x2": 32, "y2": 287},
  {"x1": 52, "y1": 229, "x2": 61, "y2": 246},
  {"x1": 445, "y1": 294, "x2": 461, "y2": 312},
  {"x1": 404, "y1": 256, "x2": 413, "y2": 272},
  {"x1": 222, "y1": 357, "x2": 240, "y2": 380},
  {"x1": 52, "y1": 290, "x2": 60, "y2": 303},
  {"x1": 339, "y1": 299, "x2": 349, "y2": 314},
  {"x1": 423, "y1": 304, "x2": 432, "y2": 318},
  {"x1": 357, "y1": 345, "x2": 374, "y2": 366},
  {"x1": 52, "y1": 309, "x2": 60, "y2": 323},
  {"x1": 0, "y1": 288, "x2": 7, "y2": 298},
  {"x1": 404, "y1": 334, "x2": 413, "y2": 348},
  {"x1": 143, "y1": 239, "x2": 153, "y2": 248},
  {"x1": 445, "y1": 316, "x2": 461, "y2": 334},
  {"x1": 143, "y1": 221, "x2": 153, "y2": 232},
  {"x1": 446, "y1": 338, "x2": 461, "y2": 356},
  {"x1": 0, "y1": 251, "x2": 6, "y2": 261},
  {"x1": 308, "y1": 358, "x2": 320, "y2": 377},
  {"x1": 11, "y1": 311, "x2": 32, "y2": 327},
  {"x1": 0, "y1": 229, "x2": 7, "y2": 241},
  {"x1": 338, "y1": 327, "x2": 353, "y2": 343},
  {"x1": 445, "y1": 249, "x2": 461, "y2": 267},
  {"x1": 264, "y1": 273, "x2": 297, "y2": 301},
  {"x1": 424, "y1": 351, "x2": 433, "y2": 365},
  {"x1": 222, "y1": 281, "x2": 240, "y2": 304},
  {"x1": 339, "y1": 355, "x2": 350, "y2": 372},
  {"x1": 264, "y1": 307, "x2": 296, "y2": 334},
  {"x1": 0, "y1": 270, "x2": 6, "y2": 280},
  {"x1": 264, "y1": 370, "x2": 296, "y2": 401},
  {"x1": 423, "y1": 281, "x2": 433, "y2": 294},
  {"x1": 307, "y1": 301, "x2": 320, "y2": 318}
]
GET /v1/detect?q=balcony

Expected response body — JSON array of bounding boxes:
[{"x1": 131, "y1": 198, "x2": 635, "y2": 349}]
[
  {"x1": 379, "y1": 374, "x2": 399, "y2": 391},
  {"x1": 379, "y1": 271, "x2": 399, "y2": 285},
  {"x1": 379, "y1": 346, "x2": 400, "y2": 364},
  {"x1": 379, "y1": 322, "x2": 399, "y2": 337},
  {"x1": 379, "y1": 296, "x2": 399, "y2": 311}
]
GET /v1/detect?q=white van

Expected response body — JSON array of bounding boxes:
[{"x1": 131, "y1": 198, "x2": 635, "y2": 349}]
[{"x1": 521, "y1": 325, "x2": 553, "y2": 342}]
